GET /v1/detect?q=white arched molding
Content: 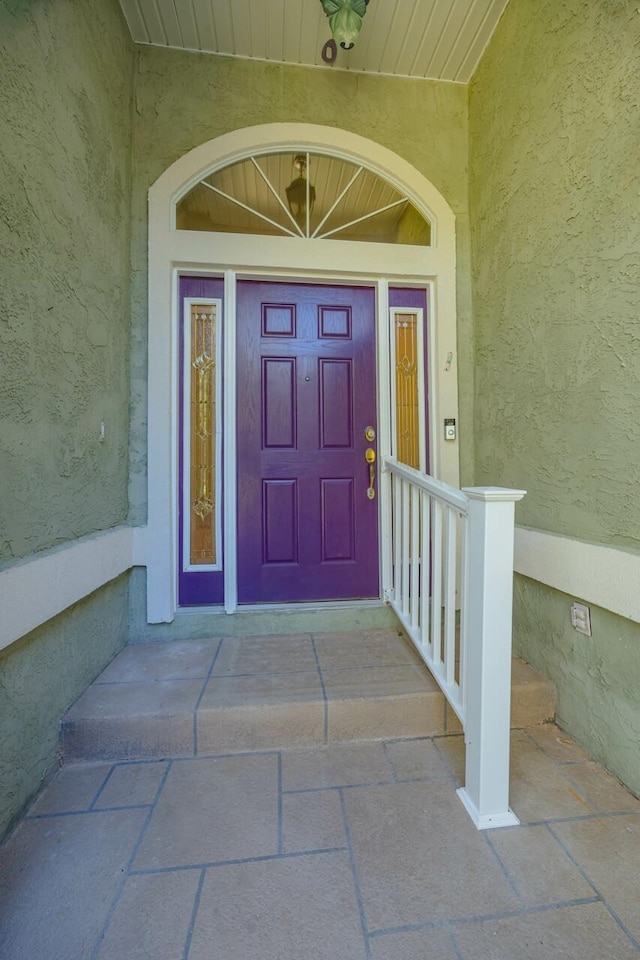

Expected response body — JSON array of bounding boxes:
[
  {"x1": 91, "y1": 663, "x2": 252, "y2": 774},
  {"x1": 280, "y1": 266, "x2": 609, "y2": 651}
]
[{"x1": 145, "y1": 123, "x2": 459, "y2": 623}]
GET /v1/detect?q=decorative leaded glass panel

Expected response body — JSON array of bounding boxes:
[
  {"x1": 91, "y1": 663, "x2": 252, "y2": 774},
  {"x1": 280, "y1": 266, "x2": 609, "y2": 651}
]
[{"x1": 176, "y1": 152, "x2": 431, "y2": 245}]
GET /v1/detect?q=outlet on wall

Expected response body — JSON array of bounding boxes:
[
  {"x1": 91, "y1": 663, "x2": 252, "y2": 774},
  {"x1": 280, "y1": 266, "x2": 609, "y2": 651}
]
[{"x1": 571, "y1": 601, "x2": 592, "y2": 637}]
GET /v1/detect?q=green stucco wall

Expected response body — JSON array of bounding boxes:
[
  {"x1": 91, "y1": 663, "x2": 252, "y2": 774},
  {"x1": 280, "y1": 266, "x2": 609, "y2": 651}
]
[
  {"x1": 0, "y1": 0, "x2": 134, "y2": 837},
  {"x1": 0, "y1": 575, "x2": 129, "y2": 840},
  {"x1": 514, "y1": 575, "x2": 640, "y2": 798},
  {"x1": 0, "y1": 0, "x2": 134, "y2": 562},
  {"x1": 128, "y1": 50, "x2": 474, "y2": 522},
  {"x1": 469, "y1": 0, "x2": 640, "y2": 549},
  {"x1": 469, "y1": 0, "x2": 640, "y2": 794}
]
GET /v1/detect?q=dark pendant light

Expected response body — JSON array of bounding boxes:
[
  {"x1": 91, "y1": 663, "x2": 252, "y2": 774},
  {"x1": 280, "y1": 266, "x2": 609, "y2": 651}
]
[{"x1": 286, "y1": 154, "x2": 316, "y2": 228}]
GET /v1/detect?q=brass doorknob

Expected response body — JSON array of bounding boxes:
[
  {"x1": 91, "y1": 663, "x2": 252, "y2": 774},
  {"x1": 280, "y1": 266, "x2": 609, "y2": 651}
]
[{"x1": 365, "y1": 448, "x2": 376, "y2": 499}]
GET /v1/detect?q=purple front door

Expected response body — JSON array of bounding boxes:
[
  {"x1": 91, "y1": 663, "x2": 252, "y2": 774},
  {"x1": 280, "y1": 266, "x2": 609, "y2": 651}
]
[{"x1": 236, "y1": 280, "x2": 379, "y2": 603}]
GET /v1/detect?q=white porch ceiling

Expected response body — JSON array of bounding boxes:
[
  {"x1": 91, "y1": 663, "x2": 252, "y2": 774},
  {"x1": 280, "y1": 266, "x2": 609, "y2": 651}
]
[{"x1": 118, "y1": 0, "x2": 510, "y2": 83}]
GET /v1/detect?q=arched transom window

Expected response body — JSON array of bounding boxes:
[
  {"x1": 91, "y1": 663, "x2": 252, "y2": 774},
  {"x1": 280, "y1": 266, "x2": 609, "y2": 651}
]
[{"x1": 176, "y1": 151, "x2": 431, "y2": 245}]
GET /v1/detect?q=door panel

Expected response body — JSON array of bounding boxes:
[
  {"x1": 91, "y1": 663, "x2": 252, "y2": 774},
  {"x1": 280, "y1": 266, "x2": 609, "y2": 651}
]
[
  {"x1": 320, "y1": 360, "x2": 353, "y2": 447},
  {"x1": 237, "y1": 280, "x2": 379, "y2": 603},
  {"x1": 321, "y1": 479, "x2": 355, "y2": 561},
  {"x1": 263, "y1": 358, "x2": 296, "y2": 448},
  {"x1": 263, "y1": 479, "x2": 298, "y2": 564}
]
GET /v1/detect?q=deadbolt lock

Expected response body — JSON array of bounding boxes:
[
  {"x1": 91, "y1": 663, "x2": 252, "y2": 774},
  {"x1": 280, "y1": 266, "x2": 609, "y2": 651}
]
[{"x1": 364, "y1": 426, "x2": 376, "y2": 442}]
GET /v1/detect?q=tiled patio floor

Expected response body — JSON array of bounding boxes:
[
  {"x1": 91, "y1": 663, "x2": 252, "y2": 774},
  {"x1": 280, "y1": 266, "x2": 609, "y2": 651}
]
[{"x1": 1, "y1": 632, "x2": 640, "y2": 959}]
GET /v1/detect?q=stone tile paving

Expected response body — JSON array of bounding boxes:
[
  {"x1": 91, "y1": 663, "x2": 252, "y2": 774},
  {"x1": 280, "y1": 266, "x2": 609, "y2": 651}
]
[
  {"x1": 62, "y1": 630, "x2": 449, "y2": 764},
  {"x1": 2, "y1": 725, "x2": 640, "y2": 960}
]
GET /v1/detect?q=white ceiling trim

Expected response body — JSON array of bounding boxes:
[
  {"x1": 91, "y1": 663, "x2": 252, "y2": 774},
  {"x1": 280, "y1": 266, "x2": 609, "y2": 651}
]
[{"x1": 119, "y1": 0, "x2": 510, "y2": 83}]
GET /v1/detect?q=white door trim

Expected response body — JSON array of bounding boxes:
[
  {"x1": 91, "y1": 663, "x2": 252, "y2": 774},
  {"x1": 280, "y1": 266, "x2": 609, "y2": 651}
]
[
  {"x1": 222, "y1": 270, "x2": 238, "y2": 613},
  {"x1": 146, "y1": 123, "x2": 459, "y2": 623}
]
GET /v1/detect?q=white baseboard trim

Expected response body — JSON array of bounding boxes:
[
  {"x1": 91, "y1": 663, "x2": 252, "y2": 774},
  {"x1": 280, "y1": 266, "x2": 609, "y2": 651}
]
[
  {"x1": 514, "y1": 527, "x2": 640, "y2": 625},
  {"x1": 3, "y1": 523, "x2": 636, "y2": 652},
  {"x1": 0, "y1": 526, "x2": 142, "y2": 652}
]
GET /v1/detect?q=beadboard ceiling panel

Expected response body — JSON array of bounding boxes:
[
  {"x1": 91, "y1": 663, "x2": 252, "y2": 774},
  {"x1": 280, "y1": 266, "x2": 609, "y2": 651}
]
[{"x1": 119, "y1": 0, "x2": 510, "y2": 83}]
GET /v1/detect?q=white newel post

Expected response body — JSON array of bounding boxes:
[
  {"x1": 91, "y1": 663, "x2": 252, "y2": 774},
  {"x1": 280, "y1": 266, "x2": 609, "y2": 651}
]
[{"x1": 457, "y1": 486, "x2": 526, "y2": 830}]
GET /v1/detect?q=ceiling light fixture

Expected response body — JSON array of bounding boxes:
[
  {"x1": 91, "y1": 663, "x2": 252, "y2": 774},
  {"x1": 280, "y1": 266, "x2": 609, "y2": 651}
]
[
  {"x1": 319, "y1": 0, "x2": 370, "y2": 51},
  {"x1": 285, "y1": 155, "x2": 316, "y2": 229}
]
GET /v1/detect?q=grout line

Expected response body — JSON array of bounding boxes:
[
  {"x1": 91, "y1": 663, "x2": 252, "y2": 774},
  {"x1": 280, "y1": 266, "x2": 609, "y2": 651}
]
[
  {"x1": 381, "y1": 741, "x2": 399, "y2": 783},
  {"x1": 338, "y1": 788, "x2": 372, "y2": 960},
  {"x1": 319, "y1": 661, "x2": 432, "y2": 675},
  {"x1": 98, "y1": 757, "x2": 172, "y2": 768},
  {"x1": 483, "y1": 831, "x2": 523, "y2": 903},
  {"x1": 547, "y1": 822, "x2": 640, "y2": 951},
  {"x1": 382, "y1": 734, "x2": 465, "y2": 784},
  {"x1": 193, "y1": 638, "x2": 224, "y2": 755},
  {"x1": 594, "y1": 901, "x2": 640, "y2": 951},
  {"x1": 93, "y1": 676, "x2": 212, "y2": 685},
  {"x1": 310, "y1": 635, "x2": 329, "y2": 744},
  {"x1": 445, "y1": 922, "x2": 465, "y2": 960},
  {"x1": 182, "y1": 867, "x2": 206, "y2": 960},
  {"x1": 516, "y1": 809, "x2": 640, "y2": 828},
  {"x1": 88, "y1": 760, "x2": 173, "y2": 960},
  {"x1": 277, "y1": 752, "x2": 283, "y2": 855},
  {"x1": 430, "y1": 736, "x2": 465, "y2": 789},
  {"x1": 24, "y1": 803, "x2": 154, "y2": 821},
  {"x1": 453, "y1": 896, "x2": 605, "y2": 924},
  {"x1": 185, "y1": 667, "x2": 328, "y2": 680},
  {"x1": 543, "y1": 822, "x2": 601, "y2": 898},
  {"x1": 150, "y1": 758, "x2": 172, "y2": 805},
  {"x1": 129, "y1": 845, "x2": 350, "y2": 876},
  {"x1": 283, "y1": 779, "x2": 394, "y2": 796},
  {"x1": 368, "y1": 919, "x2": 457, "y2": 938},
  {"x1": 171, "y1": 747, "x2": 282, "y2": 763},
  {"x1": 368, "y1": 897, "x2": 603, "y2": 939},
  {"x1": 89, "y1": 765, "x2": 118, "y2": 810},
  {"x1": 394, "y1": 774, "x2": 455, "y2": 786},
  {"x1": 384, "y1": 734, "x2": 434, "y2": 744}
]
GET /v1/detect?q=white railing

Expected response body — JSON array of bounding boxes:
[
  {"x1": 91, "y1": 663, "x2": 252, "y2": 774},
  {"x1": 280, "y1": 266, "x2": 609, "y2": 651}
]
[{"x1": 383, "y1": 456, "x2": 525, "y2": 829}]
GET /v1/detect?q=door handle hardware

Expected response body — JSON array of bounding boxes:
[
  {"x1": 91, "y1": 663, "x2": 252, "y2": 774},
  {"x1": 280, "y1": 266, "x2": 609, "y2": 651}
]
[
  {"x1": 365, "y1": 447, "x2": 376, "y2": 499},
  {"x1": 364, "y1": 426, "x2": 376, "y2": 442}
]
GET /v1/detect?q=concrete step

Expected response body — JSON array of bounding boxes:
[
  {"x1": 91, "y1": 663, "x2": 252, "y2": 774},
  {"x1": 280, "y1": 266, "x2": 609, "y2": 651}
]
[
  {"x1": 61, "y1": 630, "x2": 555, "y2": 762},
  {"x1": 129, "y1": 599, "x2": 399, "y2": 643}
]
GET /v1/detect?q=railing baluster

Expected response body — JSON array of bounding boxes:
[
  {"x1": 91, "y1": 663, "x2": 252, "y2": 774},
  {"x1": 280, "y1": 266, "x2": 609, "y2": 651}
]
[
  {"x1": 430, "y1": 497, "x2": 442, "y2": 668},
  {"x1": 410, "y1": 484, "x2": 420, "y2": 631},
  {"x1": 401, "y1": 479, "x2": 410, "y2": 618},
  {"x1": 456, "y1": 514, "x2": 468, "y2": 708},
  {"x1": 419, "y1": 489, "x2": 431, "y2": 651},
  {"x1": 393, "y1": 473, "x2": 402, "y2": 605},
  {"x1": 444, "y1": 506, "x2": 457, "y2": 687}
]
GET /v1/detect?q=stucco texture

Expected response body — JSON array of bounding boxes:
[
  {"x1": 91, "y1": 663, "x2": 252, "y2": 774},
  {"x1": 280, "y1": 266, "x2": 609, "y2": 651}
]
[
  {"x1": 469, "y1": 0, "x2": 640, "y2": 550},
  {"x1": 0, "y1": 0, "x2": 134, "y2": 562},
  {"x1": 128, "y1": 50, "x2": 474, "y2": 521},
  {"x1": 470, "y1": 0, "x2": 640, "y2": 798},
  {"x1": 0, "y1": 575, "x2": 129, "y2": 840},
  {"x1": 514, "y1": 575, "x2": 640, "y2": 799}
]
